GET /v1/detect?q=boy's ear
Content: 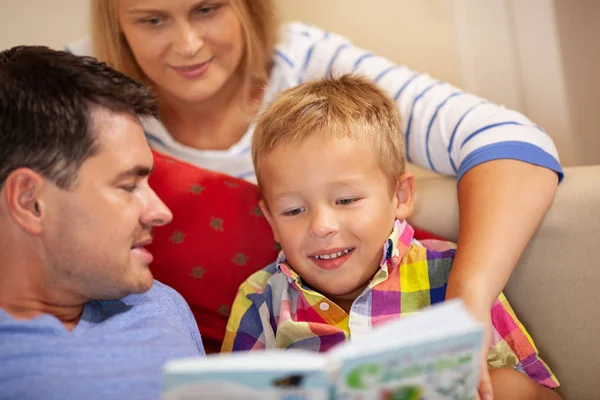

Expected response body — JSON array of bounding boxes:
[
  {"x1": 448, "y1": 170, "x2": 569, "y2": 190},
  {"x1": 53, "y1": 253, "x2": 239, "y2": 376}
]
[
  {"x1": 2, "y1": 168, "x2": 46, "y2": 235},
  {"x1": 258, "y1": 199, "x2": 280, "y2": 242},
  {"x1": 394, "y1": 172, "x2": 414, "y2": 221}
]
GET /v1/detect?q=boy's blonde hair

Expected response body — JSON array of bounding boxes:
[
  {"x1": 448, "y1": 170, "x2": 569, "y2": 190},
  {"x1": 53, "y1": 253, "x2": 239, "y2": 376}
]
[
  {"x1": 252, "y1": 74, "x2": 406, "y2": 190},
  {"x1": 90, "y1": 0, "x2": 277, "y2": 89}
]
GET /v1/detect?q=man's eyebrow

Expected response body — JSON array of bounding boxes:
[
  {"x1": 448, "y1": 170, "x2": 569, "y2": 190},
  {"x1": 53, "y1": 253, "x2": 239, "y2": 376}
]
[{"x1": 115, "y1": 165, "x2": 154, "y2": 180}]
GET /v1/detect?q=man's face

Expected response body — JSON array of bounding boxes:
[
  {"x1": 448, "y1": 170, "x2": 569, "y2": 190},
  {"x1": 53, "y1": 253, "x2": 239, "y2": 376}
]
[{"x1": 41, "y1": 108, "x2": 172, "y2": 300}]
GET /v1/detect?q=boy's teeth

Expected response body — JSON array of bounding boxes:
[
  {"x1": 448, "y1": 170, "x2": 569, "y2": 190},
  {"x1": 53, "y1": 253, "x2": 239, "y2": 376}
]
[{"x1": 314, "y1": 249, "x2": 351, "y2": 260}]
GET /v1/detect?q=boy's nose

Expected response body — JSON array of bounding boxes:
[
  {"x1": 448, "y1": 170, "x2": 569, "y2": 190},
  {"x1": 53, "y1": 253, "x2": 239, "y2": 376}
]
[{"x1": 308, "y1": 209, "x2": 339, "y2": 239}]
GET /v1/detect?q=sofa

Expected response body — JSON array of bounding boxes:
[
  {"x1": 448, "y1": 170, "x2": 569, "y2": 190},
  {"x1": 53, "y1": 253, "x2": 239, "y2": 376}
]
[{"x1": 408, "y1": 164, "x2": 600, "y2": 400}]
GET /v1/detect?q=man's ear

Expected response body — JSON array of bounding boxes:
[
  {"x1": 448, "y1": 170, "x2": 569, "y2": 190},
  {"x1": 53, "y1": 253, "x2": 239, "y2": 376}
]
[
  {"x1": 258, "y1": 199, "x2": 280, "y2": 242},
  {"x1": 2, "y1": 168, "x2": 46, "y2": 235},
  {"x1": 394, "y1": 172, "x2": 415, "y2": 221}
]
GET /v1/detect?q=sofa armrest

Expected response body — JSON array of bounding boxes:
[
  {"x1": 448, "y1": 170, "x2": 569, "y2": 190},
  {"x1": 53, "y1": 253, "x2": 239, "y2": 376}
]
[{"x1": 408, "y1": 165, "x2": 600, "y2": 399}]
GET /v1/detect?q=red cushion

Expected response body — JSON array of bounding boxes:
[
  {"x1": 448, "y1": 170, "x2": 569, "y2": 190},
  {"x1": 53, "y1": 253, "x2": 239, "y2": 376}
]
[
  {"x1": 147, "y1": 150, "x2": 278, "y2": 353},
  {"x1": 147, "y1": 149, "x2": 445, "y2": 353},
  {"x1": 412, "y1": 225, "x2": 445, "y2": 241}
]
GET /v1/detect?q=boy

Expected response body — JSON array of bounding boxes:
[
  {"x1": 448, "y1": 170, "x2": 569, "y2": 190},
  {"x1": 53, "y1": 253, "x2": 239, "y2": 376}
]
[{"x1": 222, "y1": 75, "x2": 559, "y2": 399}]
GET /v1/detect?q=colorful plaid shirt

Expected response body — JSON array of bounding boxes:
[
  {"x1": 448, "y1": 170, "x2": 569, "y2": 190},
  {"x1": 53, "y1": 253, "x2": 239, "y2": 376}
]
[{"x1": 222, "y1": 220, "x2": 559, "y2": 388}]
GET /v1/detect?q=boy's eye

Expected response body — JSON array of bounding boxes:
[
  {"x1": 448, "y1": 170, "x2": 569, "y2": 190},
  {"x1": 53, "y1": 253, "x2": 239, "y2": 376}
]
[
  {"x1": 336, "y1": 198, "x2": 359, "y2": 205},
  {"x1": 282, "y1": 207, "x2": 305, "y2": 217}
]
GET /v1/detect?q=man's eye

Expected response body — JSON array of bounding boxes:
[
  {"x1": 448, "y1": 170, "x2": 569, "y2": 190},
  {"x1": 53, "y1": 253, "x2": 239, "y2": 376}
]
[
  {"x1": 282, "y1": 208, "x2": 304, "y2": 217},
  {"x1": 121, "y1": 184, "x2": 138, "y2": 193}
]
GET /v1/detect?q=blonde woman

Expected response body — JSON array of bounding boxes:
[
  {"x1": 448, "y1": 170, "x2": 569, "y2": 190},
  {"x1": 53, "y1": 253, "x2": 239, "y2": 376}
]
[{"x1": 69, "y1": 1, "x2": 562, "y2": 398}]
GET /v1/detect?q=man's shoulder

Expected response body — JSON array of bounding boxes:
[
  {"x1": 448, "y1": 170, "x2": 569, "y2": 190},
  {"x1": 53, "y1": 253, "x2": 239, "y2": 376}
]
[
  {"x1": 119, "y1": 280, "x2": 190, "y2": 315},
  {"x1": 122, "y1": 279, "x2": 179, "y2": 301}
]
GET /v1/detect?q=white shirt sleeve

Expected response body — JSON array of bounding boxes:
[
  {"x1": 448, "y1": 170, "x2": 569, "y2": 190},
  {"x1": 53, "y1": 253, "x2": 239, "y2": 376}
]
[{"x1": 279, "y1": 22, "x2": 563, "y2": 181}]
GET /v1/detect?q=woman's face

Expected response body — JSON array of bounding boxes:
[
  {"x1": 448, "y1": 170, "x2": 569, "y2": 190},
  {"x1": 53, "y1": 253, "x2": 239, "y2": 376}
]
[{"x1": 117, "y1": 0, "x2": 245, "y2": 105}]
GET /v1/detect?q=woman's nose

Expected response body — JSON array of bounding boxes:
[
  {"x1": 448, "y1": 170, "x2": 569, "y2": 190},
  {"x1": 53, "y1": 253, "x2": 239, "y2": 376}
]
[{"x1": 173, "y1": 24, "x2": 204, "y2": 58}]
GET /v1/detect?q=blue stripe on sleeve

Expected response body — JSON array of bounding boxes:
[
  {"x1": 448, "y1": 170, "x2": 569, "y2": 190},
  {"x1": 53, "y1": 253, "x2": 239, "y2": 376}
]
[
  {"x1": 393, "y1": 72, "x2": 419, "y2": 101},
  {"x1": 275, "y1": 50, "x2": 294, "y2": 68},
  {"x1": 374, "y1": 65, "x2": 398, "y2": 82},
  {"x1": 459, "y1": 121, "x2": 522, "y2": 149},
  {"x1": 457, "y1": 142, "x2": 564, "y2": 183},
  {"x1": 298, "y1": 44, "x2": 316, "y2": 84},
  {"x1": 447, "y1": 101, "x2": 487, "y2": 173},
  {"x1": 287, "y1": 28, "x2": 312, "y2": 38},
  {"x1": 404, "y1": 81, "x2": 442, "y2": 162},
  {"x1": 64, "y1": 47, "x2": 72, "y2": 54},
  {"x1": 425, "y1": 92, "x2": 463, "y2": 171},
  {"x1": 353, "y1": 52, "x2": 374, "y2": 70},
  {"x1": 327, "y1": 43, "x2": 349, "y2": 74}
]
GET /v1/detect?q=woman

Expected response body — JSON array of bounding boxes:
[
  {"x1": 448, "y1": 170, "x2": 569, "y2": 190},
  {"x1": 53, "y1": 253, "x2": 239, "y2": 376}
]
[{"x1": 70, "y1": 0, "x2": 562, "y2": 397}]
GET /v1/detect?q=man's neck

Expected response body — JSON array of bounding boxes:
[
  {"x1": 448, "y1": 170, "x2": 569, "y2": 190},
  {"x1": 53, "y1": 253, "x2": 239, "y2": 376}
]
[{"x1": 0, "y1": 253, "x2": 85, "y2": 331}]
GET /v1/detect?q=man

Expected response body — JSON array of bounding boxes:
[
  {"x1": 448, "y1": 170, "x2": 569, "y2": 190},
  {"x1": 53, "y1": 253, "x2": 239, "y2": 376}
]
[{"x1": 0, "y1": 46, "x2": 205, "y2": 400}]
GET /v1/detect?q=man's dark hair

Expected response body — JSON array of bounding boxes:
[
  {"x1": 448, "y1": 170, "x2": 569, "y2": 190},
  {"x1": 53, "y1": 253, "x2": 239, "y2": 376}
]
[{"x1": 0, "y1": 45, "x2": 158, "y2": 189}]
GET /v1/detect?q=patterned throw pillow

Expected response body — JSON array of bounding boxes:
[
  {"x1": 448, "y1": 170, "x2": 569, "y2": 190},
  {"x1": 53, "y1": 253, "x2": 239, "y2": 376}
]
[
  {"x1": 146, "y1": 149, "x2": 446, "y2": 353},
  {"x1": 147, "y1": 150, "x2": 279, "y2": 354}
]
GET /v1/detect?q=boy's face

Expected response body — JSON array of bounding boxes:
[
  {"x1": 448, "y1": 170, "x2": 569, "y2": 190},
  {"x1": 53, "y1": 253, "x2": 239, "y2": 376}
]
[{"x1": 259, "y1": 135, "x2": 413, "y2": 305}]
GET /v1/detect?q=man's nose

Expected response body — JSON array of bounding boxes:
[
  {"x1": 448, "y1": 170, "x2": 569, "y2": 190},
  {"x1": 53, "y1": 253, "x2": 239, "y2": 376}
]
[{"x1": 141, "y1": 188, "x2": 173, "y2": 228}]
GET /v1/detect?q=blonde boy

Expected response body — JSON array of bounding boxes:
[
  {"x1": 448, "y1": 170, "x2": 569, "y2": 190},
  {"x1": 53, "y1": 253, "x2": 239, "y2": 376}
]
[{"x1": 223, "y1": 75, "x2": 559, "y2": 400}]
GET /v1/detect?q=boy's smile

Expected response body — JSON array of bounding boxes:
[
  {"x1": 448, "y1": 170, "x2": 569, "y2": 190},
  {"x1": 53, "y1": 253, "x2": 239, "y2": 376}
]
[
  {"x1": 259, "y1": 134, "x2": 413, "y2": 308},
  {"x1": 309, "y1": 247, "x2": 355, "y2": 270}
]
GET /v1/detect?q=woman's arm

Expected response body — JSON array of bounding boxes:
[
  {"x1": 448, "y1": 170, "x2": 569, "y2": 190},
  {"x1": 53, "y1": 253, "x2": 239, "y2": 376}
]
[
  {"x1": 447, "y1": 159, "x2": 558, "y2": 400},
  {"x1": 446, "y1": 158, "x2": 558, "y2": 317},
  {"x1": 286, "y1": 22, "x2": 563, "y2": 181}
]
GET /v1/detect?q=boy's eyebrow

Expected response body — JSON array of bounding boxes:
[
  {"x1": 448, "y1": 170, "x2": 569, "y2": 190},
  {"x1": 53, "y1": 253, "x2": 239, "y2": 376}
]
[
  {"x1": 271, "y1": 179, "x2": 364, "y2": 203},
  {"x1": 330, "y1": 179, "x2": 363, "y2": 188},
  {"x1": 272, "y1": 191, "x2": 298, "y2": 203}
]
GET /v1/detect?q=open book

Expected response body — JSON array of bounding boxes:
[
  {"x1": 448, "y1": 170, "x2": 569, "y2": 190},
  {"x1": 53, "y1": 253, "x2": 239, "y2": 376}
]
[{"x1": 162, "y1": 300, "x2": 484, "y2": 400}]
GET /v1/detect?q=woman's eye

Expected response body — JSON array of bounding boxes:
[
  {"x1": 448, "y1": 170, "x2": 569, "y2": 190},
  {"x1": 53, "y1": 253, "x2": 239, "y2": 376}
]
[
  {"x1": 137, "y1": 16, "x2": 163, "y2": 26},
  {"x1": 194, "y1": 4, "x2": 221, "y2": 17}
]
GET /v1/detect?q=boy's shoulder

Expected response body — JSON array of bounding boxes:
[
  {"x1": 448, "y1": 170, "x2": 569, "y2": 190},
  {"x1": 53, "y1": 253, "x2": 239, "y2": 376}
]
[{"x1": 237, "y1": 260, "x2": 288, "y2": 295}]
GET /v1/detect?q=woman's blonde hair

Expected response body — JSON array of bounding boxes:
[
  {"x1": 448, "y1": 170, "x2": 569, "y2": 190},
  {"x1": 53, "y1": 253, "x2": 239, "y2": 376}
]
[
  {"x1": 90, "y1": 0, "x2": 278, "y2": 89},
  {"x1": 252, "y1": 74, "x2": 406, "y2": 191}
]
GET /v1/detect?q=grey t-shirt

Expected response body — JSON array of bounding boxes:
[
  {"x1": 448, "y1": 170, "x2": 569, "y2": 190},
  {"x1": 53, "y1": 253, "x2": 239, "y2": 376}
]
[{"x1": 0, "y1": 280, "x2": 205, "y2": 400}]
